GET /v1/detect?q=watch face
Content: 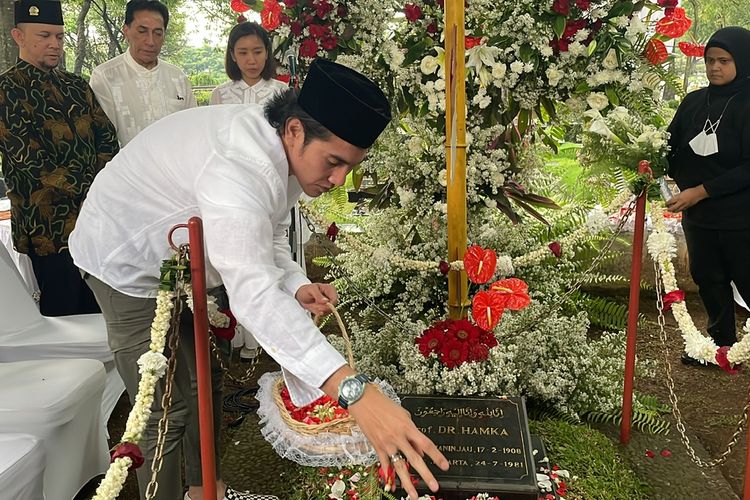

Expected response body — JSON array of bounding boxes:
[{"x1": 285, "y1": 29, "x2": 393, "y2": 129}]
[{"x1": 341, "y1": 378, "x2": 363, "y2": 400}]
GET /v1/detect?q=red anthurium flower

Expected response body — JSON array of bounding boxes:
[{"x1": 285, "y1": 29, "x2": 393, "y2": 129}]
[
  {"x1": 645, "y1": 449, "x2": 655, "y2": 458},
  {"x1": 260, "y1": 0, "x2": 282, "y2": 30},
  {"x1": 465, "y1": 36, "x2": 482, "y2": 49},
  {"x1": 111, "y1": 442, "x2": 145, "y2": 470},
  {"x1": 548, "y1": 241, "x2": 562, "y2": 258},
  {"x1": 403, "y1": 3, "x2": 422, "y2": 22},
  {"x1": 716, "y1": 346, "x2": 741, "y2": 375},
  {"x1": 230, "y1": 0, "x2": 251, "y2": 13},
  {"x1": 655, "y1": 8, "x2": 692, "y2": 39},
  {"x1": 489, "y1": 278, "x2": 531, "y2": 311},
  {"x1": 472, "y1": 290, "x2": 508, "y2": 331},
  {"x1": 645, "y1": 38, "x2": 669, "y2": 65},
  {"x1": 463, "y1": 245, "x2": 497, "y2": 284},
  {"x1": 662, "y1": 290, "x2": 685, "y2": 311},
  {"x1": 660, "y1": 449, "x2": 672, "y2": 458},
  {"x1": 678, "y1": 41, "x2": 705, "y2": 57},
  {"x1": 210, "y1": 308, "x2": 237, "y2": 341}
]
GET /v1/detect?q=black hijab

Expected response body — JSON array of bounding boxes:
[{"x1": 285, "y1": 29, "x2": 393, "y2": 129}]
[{"x1": 705, "y1": 26, "x2": 750, "y2": 96}]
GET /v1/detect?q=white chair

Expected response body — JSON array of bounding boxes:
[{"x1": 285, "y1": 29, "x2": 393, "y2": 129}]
[
  {"x1": 0, "y1": 244, "x2": 125, "y2": 425},
  {"x1": 0, "y1": 359, "x2": 109, "y2": 500},
  {"x1": 0, "y1": 433, "x2": 45, "y2": 500}
]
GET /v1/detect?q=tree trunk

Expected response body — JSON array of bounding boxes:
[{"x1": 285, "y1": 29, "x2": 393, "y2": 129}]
[
  {"x1": 0, "y1": 0, "x2": 18, "y2": 73},
  {"x1": 92, "y1": 0, "x2": 124, "y2": 58},
  {"x1": 73, "y1": 0, "x2": 92, "y2": 75}
]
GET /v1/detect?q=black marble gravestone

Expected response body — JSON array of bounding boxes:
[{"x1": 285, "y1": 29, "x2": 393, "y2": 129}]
[{"x1": 399, "y1": 395, "x2": 538, "y2": 500}]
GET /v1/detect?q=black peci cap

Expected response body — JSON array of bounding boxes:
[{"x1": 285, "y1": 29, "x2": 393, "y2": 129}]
[
  {"x1": 14, "y1": 0, "x2": 64, "y2": 26},
  {"x1": 298, "y1": 59, "x2": 391, "y2": 149}
]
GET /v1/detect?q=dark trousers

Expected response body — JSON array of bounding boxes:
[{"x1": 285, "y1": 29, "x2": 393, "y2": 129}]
[
  {"x1": 683, "y1": 223, "x2": 750, "y2": 346},
  {"x1": 27, "y1": 248, "x2": 100, "y2": 316}
]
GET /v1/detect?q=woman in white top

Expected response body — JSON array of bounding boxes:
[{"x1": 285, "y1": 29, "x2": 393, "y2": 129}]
[
  {"x1": 212, "y1": 22, "x2": 291, "y2": 360},
  {"x1": 210, "y1": 22, "x2": 287, "y2": 105}
]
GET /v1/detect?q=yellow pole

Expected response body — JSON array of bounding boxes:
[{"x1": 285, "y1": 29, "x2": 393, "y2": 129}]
[{"x1": 444, "y1": 1, "x2": 469, "y2": 319}]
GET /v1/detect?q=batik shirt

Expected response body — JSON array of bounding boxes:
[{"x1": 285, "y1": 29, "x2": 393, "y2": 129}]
[{"x1": 0, "y1": 60, "x2": 119, "y2": 256}]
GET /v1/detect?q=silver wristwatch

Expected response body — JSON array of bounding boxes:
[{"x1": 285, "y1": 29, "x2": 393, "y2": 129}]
[{"x1": 337, "y1": 374, "x2": 370, "y2": 409}]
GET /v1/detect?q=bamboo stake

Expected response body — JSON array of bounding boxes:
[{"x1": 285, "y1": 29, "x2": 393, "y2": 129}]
[{"x1": 445, "y1": 1, "x2": 469, "y2": 319}]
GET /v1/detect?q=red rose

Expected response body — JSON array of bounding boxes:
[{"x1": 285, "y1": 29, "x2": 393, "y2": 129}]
[
  {"x1": 438, "y1": 260, "x2": 450, "y2": 275},
  {"x1": 403, "y1": 3, "x2": 422, "y2": 22},
  {"x1": 326, "y1": 221, "x2": 339, "y2": 241},
  {"x1": 111, "y1": 442, "x2": 145, "y2": 470},
  {"x1": 336, "y1": 4, "x2": 347, "y2": 17},
  {"x1": 236, "y1": 14, "x2": 247, "y2": 23},
  {"x1": 279, "y1": 13, "x2": 290, "y2": 25},
  {"x1": 575, "y1": 0, "x2": 590, "y2": 9},
  {"x1": 439, "y1": 338, "x2": 469, "y2": 368},
  {"x1": 436, "y1": 0, "x2": 444, "y2": 7},
  {"x1": 550, "y1": 38, "x2": 569, "y2": 53},
  {"x1": 662, "y1": 290, "x2": 685, "y2": 311},
  {"x1": 426, "y1": 20, "x2": 438, "y2": 34},
  {"x1": 548, "y1": 241, "x2": 562, "y2": 258},
  {"x1": 210, "y1": 308, "x2": 237, "y2": 341},
  {"x1": 481, "y1": 331, "x2": 498, "y2": 348},
  {"x1": 463, "y1": 245, "x2": 497, "y2": 284},
  {"x1": 716, "y1": 346, "x2": 741, "y2": 375},
  {"x1": 563, "y1": 19, "x2": 587, "y2": 39},
  {"x1": 284, "y1": 0, "x2": 298, "y2": 6},
  {"x1": 552, "y1": 0, "x2": 570, "y2": 16}
]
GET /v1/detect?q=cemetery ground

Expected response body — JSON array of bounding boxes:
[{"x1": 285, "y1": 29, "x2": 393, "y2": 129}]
[{"x1": 78, "y1": 240, "x2": 750, "y2": 500}]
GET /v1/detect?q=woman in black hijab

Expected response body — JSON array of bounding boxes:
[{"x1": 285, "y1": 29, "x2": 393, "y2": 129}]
[{"x1": 666, "y1": 26, "x2": 750, "y2": 363}]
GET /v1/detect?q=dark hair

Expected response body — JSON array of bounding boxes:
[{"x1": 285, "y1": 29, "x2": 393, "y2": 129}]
[
  {"x1": 265, "y1": 89, "x2": 332, "y2": 146},
  {"x1": 125, "y1": 0, "x2": 170, "y2": 29},
  {"x1": 225, "y1": 22, "x2": 276, "y2": 81}
]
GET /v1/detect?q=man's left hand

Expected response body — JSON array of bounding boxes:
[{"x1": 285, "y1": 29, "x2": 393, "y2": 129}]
[{"x1": 295, "y1": 283, "x2": 338, "y2": 317}]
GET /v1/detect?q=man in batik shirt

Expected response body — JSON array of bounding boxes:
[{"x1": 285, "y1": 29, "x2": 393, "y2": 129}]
[{"x1": 0, "y1": 0, "x2": 119, "y2": 316}]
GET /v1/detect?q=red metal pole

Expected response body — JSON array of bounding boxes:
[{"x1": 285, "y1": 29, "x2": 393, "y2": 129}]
[
  {"x1": 188, "y1": 217, "x2": 217, "y2": 500},
  {"x1": 744, "y1": 432, "x2": 750, "y2": 499},
  {"x1": 620, "y1": 180, "x2": 648, "y2": 444}
]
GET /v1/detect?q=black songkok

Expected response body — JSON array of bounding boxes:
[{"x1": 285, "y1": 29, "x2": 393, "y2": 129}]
[
  {"x1": 14, "y1": 0, "x2": 64, "y2": 26},
  {"x1": 298, "y1": 59, "x2": 391, "y2": 149}
]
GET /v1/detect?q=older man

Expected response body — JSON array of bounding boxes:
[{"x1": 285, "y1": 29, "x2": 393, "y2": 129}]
[
  {"x1": 89, "y1": 0, "x2": 196, "y2": 146},
  {"x1": 0, "y1": 0, "x2": 119, "y2": 316}
]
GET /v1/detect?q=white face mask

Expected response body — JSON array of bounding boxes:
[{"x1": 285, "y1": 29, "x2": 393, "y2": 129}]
[{"x1": 689, "y1": 128, "x2": 719, "y2": 156}]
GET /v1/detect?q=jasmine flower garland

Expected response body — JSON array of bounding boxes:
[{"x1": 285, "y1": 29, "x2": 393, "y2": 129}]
[
  {"x1": 92, "y1": 258, "x2": 231, "y2": 500},
  {"x1": 648, "y1": 203, "x2": 750, "y2": 367}
]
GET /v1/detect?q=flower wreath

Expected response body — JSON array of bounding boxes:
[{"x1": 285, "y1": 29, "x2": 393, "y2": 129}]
[
  {"x1": 647, "y1": 203, "x2": 750, "y2": 373},
  {"x1": 92, "y1": 254, "x2": 232, "y2": 500}
]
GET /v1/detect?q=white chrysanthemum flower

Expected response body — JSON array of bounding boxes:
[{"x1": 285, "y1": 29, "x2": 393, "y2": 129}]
[
  {"x1": 137, "y1": 351, "x2": 168, "y2": 378},
  {"x1": 602, "y1": 49, "x2": 618, "y2": 69},
  {"x1": 510, "y1": 60, "x2": 524, "y2": 75},
  {"x1": 546, "y1": 67, "x2": 562, "y2": 87},
  {"x1": 585, "y1": 206, "x2": 608, "y2": 234},
  {"x1": 420, "y1": 56, "x2": 439, "y2": 75}
]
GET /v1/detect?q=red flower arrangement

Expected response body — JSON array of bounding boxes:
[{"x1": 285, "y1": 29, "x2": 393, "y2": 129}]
[
  {"x1": 416, "y1": 246, "x2": 531, "y2": 369},
  {"x1": 280, "y1": 385, "x2": 349, "y2": 424},
  {"x1": 678, "y1": 41, "x2": 705, "y2": 58},
  {"x1": 661, "y1": 290, "x2": 685, "y2": 311},
  {"x1": 645, "y1": 38, "x2": 669, "y2": 65}
]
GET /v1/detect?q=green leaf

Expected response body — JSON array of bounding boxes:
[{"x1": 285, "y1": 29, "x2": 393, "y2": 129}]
[
  {"x1": 608, "y1": 1, "x2": 635, "y2": 17},
  {"x1": 517, "y1": 108, "x2": 531, "y2": 136},
  {"x1": 604, "y1": 85, "x2": 620, "y2": 106},
  {"x1": 587, "y1": 39, "x2": 598, "y2": 56},
  {"x1": 553, "y1": 16, "x2": 566, "y2": 39},
  {"x1": 351, "y1": 166, "x2": 364, "y2": 191},
  {"x1": 403, "y1": 39, "x2": 429, "y2": 67},
  {"x1": 519, "y1": 44, "x2": 534, "y2": 62}
]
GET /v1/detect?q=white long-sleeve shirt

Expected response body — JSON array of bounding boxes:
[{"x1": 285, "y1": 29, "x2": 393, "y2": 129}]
[
  {"x1": 210, "y1": 78, "x2": 287, "y2": 105},
  {"x1": 69, "y1": 104, "x2": 345, "y2": 405},
  {"x1": 89, "y1": 50, "x2": 197, "y2": 146}
]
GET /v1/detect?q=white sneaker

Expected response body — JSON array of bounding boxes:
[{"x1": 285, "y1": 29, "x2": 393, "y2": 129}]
[{"x1": 239, "y1": 347, "x2": 258, "y2": 360}]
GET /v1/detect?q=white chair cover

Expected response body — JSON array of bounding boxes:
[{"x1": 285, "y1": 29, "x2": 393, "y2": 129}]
[
  {"x1": 0, "y1": 359, "x2": 109, "y2": 500},
  {"x1": 0, "y1": 244, "x2": 125, "y2": 424},
  {"x1": 0, "y1": 433, "x2": 45, "y2": 500},
  {"x1": 0, "y1": 217, "x2": 39, "y2": 296}
]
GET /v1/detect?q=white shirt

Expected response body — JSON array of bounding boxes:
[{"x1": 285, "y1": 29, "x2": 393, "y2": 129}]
[
  {"x1": 69, "y1": 104, "x2": 345, "y2": 405},
  {"x1": 210, "y1": 78, "x2": 287, "y2": 106},
  {"x1": 89, "y1": 50, "x2": 197, "y2": 146}
]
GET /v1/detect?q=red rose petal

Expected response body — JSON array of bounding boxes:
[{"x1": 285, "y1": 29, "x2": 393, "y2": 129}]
[{"x1": 716, "y1": 346, "x2": 741, "y2": 375}]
